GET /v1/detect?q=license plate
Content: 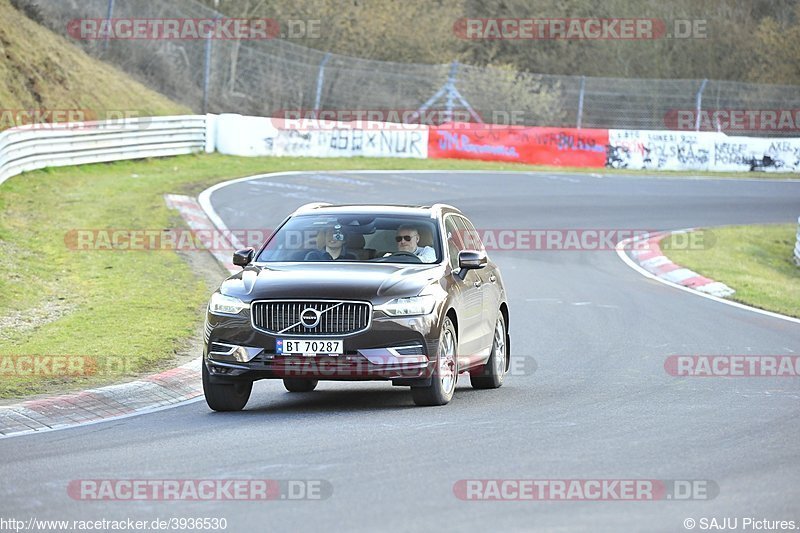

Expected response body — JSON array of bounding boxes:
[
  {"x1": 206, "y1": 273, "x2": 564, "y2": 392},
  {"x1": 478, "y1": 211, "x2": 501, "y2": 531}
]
[{"x1": 276, "y1": 338, "x2": 343, "y2": 356}]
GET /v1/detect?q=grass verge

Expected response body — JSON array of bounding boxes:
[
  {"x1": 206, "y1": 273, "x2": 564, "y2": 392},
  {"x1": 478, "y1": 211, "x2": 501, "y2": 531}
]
[{"x1": 662, "y1": 224, "x2": 800, "y2": 318}]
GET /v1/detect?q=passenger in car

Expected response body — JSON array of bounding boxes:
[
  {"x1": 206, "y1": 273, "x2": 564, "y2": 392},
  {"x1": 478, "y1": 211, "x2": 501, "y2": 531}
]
[{"x1": 304, "y1": 224, "x2": 357, "y2": 261}]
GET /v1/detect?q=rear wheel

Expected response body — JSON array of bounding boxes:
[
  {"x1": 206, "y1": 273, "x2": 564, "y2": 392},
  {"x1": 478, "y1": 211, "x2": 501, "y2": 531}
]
[
  {"x1": 412, "y1": 316, "x2": 458, "y2": 406},
  {"x1": 470, "y1": 313, "x2": 507, "y2": 389},
  {"x1": 202, "y1": 362, "x2": 252, "y2": 412},
  {"x1": 283, "y1": 378, "x2": 318, "y2": 392}
]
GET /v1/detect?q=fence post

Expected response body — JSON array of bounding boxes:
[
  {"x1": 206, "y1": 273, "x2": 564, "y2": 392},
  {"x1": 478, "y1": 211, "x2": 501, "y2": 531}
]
[
  {"x1": 415, "y1": 61, "x2": 480, "y2": 123},
  {"x1": 445, "y1": 61, "x2": 459, "y2": 122},
  {"x1": 103, "y1": 0, "x2": 115, "y2": 52},
  {"x1": 202, "y1": 21, "x2": 215, "y2": 114},
  {"x1": 313, "y1": 53, "x2": 332, "y2": 116},
  {"x1": 577, "y1": 76, "x2": 586, "y2": 129},
  {"x1": 695, "y1": 79, "x2": 708, "y2": 131}
]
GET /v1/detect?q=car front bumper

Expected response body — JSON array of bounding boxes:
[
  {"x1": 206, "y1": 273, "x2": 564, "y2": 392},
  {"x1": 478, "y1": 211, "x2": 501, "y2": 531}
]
[{"x1": 204, "y1": 310, "x2": 440, "y2": 384}]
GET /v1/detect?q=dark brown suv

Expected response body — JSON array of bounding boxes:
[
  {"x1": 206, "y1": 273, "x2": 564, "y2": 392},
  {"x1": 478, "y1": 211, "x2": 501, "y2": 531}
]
[{"x1": 203, "y1": 203, "x2": 510, "y2": 409}]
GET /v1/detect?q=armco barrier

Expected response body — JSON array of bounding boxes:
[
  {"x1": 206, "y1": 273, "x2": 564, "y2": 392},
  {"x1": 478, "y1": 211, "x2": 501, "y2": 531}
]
[
  {"x1": 2, "y1": 114, "x2": 800, "y2": 188},
  {"x1": 0, "y1": 115, "x2": 210, "y2": 187}
]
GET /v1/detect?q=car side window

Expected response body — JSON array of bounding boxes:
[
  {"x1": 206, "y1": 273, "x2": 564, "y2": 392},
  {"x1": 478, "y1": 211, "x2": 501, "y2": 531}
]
[
  {"x1": 445, "y1": 216, "x2": 465, "y2": 270},
  {"x1": 457, "y1": 216, "x2": 484, "y2": 253}
]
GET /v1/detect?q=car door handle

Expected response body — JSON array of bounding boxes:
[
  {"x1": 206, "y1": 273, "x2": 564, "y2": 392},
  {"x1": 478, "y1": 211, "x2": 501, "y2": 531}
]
[{"x1": 489, "y1": 274, "x2": 496, "y2": 283}]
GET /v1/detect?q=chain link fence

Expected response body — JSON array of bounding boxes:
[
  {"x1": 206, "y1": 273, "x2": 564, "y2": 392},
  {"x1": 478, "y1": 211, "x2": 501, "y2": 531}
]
[{"x1": 28, "y1": 0, "x2": 800, "y2": 135}]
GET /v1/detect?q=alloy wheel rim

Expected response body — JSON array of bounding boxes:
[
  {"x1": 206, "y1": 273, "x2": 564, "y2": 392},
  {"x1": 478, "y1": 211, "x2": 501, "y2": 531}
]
[
  {"x1": 439, "y1": 327, "x2": 456, "y2": 394},
  {"x1": 493, "y1": 317, "x2": 506, "y2": 375}
]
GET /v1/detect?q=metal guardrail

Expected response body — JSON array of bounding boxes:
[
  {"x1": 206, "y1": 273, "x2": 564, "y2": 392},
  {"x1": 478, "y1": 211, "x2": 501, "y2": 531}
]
[
  {"x1": 795, "y1": 216, "x2": 800, "y2": 266},
  {"x1": 0, "y1": 115, "x2": 207, "y2": 186}
]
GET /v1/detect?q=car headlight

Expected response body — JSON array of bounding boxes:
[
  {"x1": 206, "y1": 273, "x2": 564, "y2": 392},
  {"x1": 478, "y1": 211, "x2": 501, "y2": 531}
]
[
  {"x1": 376, "y1": 295, "x2": 436, "y2": 316},
  {"x1": 209, "y1": 293, "x2": 248, "y2": 315}
]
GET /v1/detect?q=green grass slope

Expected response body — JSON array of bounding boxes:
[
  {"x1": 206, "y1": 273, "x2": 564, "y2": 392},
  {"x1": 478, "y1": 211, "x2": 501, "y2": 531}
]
[{"x1": 0, "y1": 0, "x2": 188, "y2": 125}]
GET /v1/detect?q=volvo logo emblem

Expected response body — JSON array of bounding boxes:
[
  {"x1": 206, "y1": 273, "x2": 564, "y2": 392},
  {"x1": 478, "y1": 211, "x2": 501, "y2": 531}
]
[{"x1": 300, "y1": 308, "x2": 321, "y2": 328}]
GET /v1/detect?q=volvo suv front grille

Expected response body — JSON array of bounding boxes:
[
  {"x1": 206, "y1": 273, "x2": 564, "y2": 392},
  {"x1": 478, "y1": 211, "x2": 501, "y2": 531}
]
[{"x1": 251, "y1": 300, "x2": 372, "y2": 336}]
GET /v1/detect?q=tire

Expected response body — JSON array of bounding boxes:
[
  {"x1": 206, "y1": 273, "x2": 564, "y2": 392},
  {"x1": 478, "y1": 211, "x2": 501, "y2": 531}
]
[
  {"x1": 412, "y1": 316, "x2": 458, "y2": 406},
  {"x1": 470, "y1": 313, "x2": 507, "y2": 390},
  {"x1": 202, "y1": 361, "x2": 252, "y2": 412},
  {"x1": 283, "y1": 378, "x2": 318, "y2": 392}
]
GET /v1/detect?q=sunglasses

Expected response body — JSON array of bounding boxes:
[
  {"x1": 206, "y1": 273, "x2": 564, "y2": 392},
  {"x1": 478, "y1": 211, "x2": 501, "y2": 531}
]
[{"x1": 395, "y1": 235, "x2": 414, "y2": 242}]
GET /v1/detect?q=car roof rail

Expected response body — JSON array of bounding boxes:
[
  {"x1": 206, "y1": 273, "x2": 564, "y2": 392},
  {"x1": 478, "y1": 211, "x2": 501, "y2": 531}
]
[
  {"x1": 293, "y1": 202, "x2": 332, "y2": 214},
  {"x1": 431, "y1": 203, "x2": 460, "y2": 214}
]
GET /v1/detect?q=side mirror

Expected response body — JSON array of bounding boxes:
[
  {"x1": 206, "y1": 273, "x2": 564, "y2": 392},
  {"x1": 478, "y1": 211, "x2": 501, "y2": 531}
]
[
  {"x1": 456, "y1": 250, "x2": 487, "y2": 279},
  {"x1": 232, "y1": 248, "x2": 255, "y2": 268}
]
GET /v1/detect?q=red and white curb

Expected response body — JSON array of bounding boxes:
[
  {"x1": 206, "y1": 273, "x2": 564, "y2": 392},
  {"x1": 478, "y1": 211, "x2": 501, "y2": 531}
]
[
  {"x1": 618, "y1": 229, "x2": 800, "y2": 325},
  {"x1": 164, "y1": 193, "x2": 238, "y2": 274},
  {"x1": 627, "y1": 231, "x2": 735, "y2": 298},
  {"x1": 0, "y1": 195, "x2": 235, "y2": 438},
  {"x1": 0, "y1": 360, "x2": 202, "y2": 438}
]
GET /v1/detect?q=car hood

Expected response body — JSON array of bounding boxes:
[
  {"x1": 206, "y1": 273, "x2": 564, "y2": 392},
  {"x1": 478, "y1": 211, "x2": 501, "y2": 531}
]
[{"x1": 220, "y1": 262, "x2": 445, "y2": 302}]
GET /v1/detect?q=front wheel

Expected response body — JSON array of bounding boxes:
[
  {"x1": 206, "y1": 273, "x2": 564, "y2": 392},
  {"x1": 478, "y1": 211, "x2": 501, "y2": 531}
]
[
  {"x1": 412, "y1": 316, "x2": 458, "y2": 406},
  {"x1": 470, "y1": 313, "x2": 507, "y2": 389},
  {"x1": 202, "y1": 362, "x2": 252, "y2": 411}
]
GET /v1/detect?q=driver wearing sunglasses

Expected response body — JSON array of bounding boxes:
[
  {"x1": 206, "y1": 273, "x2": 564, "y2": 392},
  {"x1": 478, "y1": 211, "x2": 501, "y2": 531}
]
[{"x1": 395, "y1": 224, "x2": 436, "y2": 263}]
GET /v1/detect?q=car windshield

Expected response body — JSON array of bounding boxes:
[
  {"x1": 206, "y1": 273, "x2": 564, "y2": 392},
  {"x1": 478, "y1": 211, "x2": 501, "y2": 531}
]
[{"x1": 255, "y1": 213, "x2": 442, "y2": 264}]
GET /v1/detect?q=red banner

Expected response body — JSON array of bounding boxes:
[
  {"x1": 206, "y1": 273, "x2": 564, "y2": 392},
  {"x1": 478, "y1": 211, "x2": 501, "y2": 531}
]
[{"x1": 428, "y1": 123, "x2": 609, "y2": 167}]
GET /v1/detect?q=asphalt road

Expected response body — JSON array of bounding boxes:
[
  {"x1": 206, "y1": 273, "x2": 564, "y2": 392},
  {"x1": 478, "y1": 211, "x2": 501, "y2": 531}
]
[{"x1": 3, "y1": 171, "x2": 800, "y2": 532}]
